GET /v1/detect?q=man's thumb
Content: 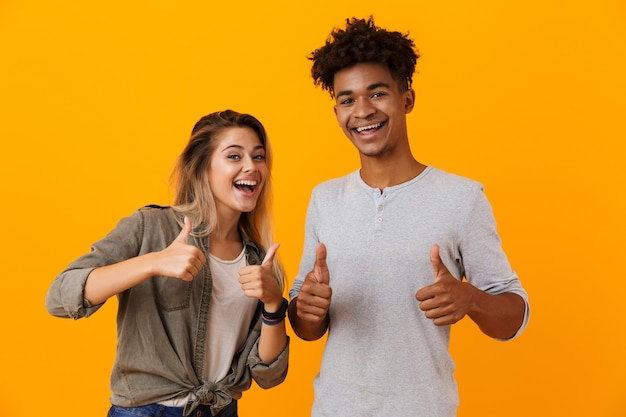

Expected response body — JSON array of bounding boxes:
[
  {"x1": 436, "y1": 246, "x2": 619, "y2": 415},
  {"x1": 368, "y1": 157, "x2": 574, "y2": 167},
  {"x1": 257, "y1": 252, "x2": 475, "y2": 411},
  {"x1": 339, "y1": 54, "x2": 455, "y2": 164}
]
[
  {"x1": 430, "y1": 244, "x2": 446, "y2": 280},
  {"x1": 314, "y1": 243, "x2": 329, "y2": 284},
  {"x1": 175, "y1": 216, "x2": 192, "y2": 244}
]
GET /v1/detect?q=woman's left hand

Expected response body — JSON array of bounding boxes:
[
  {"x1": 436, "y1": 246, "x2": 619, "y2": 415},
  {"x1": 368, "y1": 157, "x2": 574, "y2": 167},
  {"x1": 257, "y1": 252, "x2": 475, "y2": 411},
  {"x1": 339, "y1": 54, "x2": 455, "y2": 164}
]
[{"x1": 238, "y1": 243, "x2": 283, "y2": 311}]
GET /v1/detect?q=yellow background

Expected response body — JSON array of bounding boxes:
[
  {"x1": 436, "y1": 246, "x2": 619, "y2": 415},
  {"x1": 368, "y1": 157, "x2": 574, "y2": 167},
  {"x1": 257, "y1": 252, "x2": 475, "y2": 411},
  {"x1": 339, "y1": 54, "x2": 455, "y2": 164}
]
[{"x1": 1, "y1": 1, "x2": 625, "y2": 416}]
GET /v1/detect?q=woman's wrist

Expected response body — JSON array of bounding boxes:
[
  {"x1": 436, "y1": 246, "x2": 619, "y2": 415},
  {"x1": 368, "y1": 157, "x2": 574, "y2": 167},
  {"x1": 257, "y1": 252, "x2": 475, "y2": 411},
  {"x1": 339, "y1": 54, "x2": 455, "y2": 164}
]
[
  {"x1": 263, "y1": 297, "x2": 285, "y2": 313},
  {"x1": 262, "y1": 298, "x2": 288, "y2": 326}
]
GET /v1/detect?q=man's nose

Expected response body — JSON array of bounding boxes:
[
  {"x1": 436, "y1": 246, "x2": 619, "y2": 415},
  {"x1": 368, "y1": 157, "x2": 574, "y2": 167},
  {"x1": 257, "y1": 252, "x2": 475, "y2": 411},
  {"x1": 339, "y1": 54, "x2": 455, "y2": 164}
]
[{"x1": 353, "y1": 98, "x2": 375, "y2": 118}]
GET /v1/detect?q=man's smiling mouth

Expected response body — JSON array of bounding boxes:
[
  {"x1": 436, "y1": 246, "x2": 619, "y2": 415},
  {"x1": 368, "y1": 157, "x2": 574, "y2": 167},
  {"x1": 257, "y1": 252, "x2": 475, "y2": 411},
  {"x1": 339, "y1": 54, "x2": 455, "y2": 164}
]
[{"x1": 354, "y1": 122, "x2": 384, "y2": 133}]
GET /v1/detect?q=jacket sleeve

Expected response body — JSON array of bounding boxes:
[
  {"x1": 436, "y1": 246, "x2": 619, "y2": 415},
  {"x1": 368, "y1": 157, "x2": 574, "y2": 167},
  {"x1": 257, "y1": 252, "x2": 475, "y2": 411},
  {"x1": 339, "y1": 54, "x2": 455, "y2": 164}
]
[
  {"x1": 45, "y1": 210, "x2": 145, "y2": 319},
  {"x1": 244, "y1": 245, "x2": 290, "y2": 388},
  {"x1": 45, "y1": 266, "x2": 100, "y2": 319},
  {"x1": 247, "y1": 336, "x2": 290, "y2": 389}
]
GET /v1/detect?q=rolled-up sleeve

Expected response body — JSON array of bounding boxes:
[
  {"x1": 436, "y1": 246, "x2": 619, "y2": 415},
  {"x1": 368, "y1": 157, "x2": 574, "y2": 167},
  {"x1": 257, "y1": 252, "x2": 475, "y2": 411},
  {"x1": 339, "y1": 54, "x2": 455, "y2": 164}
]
[
  {"x1": 45, "y1": 211, "x2": 145, "y2": 319},
  {"x1": 45, "y1": 267, "x2": 101, "y2": 319},
  {"x1": 247, "y1": 337, "x2": 290, "y2": 389}
]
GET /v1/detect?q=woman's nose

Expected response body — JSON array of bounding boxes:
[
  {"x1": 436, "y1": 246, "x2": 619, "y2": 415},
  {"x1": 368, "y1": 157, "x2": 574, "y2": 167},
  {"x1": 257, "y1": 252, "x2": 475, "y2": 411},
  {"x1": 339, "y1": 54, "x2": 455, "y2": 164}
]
[{"x1": 242, "y1": 157, "x2": 255, "y2": 173}]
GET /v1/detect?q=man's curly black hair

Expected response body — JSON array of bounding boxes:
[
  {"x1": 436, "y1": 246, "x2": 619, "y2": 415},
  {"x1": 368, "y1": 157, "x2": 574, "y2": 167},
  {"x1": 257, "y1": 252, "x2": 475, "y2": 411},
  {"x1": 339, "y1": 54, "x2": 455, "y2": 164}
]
[{"x1": 309, "y1": 16, "x2": 419, "y2": 97}]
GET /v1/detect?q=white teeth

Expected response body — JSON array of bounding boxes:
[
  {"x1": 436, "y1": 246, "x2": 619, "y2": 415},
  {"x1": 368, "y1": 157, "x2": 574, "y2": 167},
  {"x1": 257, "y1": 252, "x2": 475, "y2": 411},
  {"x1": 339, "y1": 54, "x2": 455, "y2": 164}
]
[
  {"x1": 356, "y1": 123, "x2": 381, "y2": 133},
  {"x1": 235, "y1": 180, "x2": 257, "y2": 186}
]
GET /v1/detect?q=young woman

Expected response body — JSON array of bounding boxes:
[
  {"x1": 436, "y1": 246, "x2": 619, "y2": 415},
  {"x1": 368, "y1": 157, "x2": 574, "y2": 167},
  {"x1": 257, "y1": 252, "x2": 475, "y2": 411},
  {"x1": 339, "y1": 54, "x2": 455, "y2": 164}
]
[{"x1": 46, "y1": 110, "x2": 289, "y2": 417}]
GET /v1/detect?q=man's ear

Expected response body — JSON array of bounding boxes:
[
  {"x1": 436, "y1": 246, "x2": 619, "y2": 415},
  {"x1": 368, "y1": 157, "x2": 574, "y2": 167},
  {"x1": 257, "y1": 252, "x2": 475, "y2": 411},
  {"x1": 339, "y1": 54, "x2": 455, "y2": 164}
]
[{"x1": 404, "y1": 88, "x2": 416, "y2": 113}]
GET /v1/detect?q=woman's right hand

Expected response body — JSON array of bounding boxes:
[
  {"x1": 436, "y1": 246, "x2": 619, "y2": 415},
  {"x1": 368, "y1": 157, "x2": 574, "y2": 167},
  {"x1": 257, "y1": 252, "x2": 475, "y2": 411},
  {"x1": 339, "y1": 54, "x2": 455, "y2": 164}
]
[
  {"x1": 154, "y1": 216, "x2": 207, "y2": 281},
  {"x1": 84, "y1": 217, "x2": 206, "y2": 304}
]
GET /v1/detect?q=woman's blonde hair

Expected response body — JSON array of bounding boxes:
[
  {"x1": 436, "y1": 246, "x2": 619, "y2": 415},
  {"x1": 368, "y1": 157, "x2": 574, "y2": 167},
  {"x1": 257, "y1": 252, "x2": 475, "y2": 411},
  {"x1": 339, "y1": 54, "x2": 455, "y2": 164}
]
[{"x1": 170, "y1": 110, "x2": 285, "y2": 288}]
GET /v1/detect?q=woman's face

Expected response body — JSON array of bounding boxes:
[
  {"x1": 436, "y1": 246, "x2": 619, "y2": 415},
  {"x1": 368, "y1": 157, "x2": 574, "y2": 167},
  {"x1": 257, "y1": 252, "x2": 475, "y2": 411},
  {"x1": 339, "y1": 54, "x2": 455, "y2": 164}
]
[{"x1": 207, "y1": 126, "x2": 268, "y2": 220}]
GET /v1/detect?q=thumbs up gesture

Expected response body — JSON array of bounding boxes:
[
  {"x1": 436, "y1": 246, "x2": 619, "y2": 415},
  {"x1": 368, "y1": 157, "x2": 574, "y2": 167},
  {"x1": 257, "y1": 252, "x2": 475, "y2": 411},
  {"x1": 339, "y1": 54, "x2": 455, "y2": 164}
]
[
  {"x1": 415, "y1": 244, "x2": 473, "y2": 326},
  {"x1": 238, "y1": 243, "x2": 283, "y2": 310},
  {"x1": 295, "y1": 243, "x2": 332, "y2": 324},
  {"x1": 155, "y1": 216, "x2": 207, "y2": 281}
]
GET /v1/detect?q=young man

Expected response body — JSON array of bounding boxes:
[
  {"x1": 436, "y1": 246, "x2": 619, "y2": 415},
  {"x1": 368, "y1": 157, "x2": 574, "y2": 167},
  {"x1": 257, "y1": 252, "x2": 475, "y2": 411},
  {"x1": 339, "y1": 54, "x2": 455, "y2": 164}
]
[{"x1": 288, "y1": 17, "x2": 530, "y2": 416}]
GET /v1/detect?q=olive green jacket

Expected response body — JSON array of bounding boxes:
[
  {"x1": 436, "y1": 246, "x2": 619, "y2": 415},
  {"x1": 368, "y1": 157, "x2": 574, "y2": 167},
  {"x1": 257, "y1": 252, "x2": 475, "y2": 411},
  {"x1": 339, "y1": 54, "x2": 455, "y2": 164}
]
[{"x1": 46, "y1": 205, "x2": 289, "y2": 416}]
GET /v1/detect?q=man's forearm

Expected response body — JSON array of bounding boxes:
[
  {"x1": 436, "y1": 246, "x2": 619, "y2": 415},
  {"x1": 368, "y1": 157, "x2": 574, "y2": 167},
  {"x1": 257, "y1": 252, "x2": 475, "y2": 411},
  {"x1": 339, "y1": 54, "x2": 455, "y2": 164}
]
[{"x1": 468, "y1": 290, "x2": 526, "y2": 339}]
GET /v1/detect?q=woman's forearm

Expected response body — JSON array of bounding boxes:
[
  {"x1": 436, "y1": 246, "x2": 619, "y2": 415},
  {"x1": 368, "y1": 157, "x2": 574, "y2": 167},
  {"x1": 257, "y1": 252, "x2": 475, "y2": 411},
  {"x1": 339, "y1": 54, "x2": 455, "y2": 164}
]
[
  {"x1": 257, "y1": 321, "x2": 288, "y2": 363},
  {"x1": 84, "y1": 253, "x2": 157, "y2": 305}
]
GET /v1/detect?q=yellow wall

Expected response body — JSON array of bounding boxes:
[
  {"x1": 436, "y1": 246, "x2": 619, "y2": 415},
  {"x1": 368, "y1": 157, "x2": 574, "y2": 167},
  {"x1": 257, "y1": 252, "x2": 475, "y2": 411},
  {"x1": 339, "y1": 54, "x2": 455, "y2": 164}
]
[{"x1": 1, "y1": 1, "x2": 625, "y2": 416}]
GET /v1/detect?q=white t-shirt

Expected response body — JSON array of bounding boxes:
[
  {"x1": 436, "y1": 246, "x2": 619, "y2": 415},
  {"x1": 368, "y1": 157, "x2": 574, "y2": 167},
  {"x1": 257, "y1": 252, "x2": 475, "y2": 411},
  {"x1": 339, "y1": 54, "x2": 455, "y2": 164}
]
[
  {"x1": 160, "y1": 247, "x2": 258, "y2": 407},
  {"x1": 204, "y1": 247, "x2": 258, "y2": 382}
]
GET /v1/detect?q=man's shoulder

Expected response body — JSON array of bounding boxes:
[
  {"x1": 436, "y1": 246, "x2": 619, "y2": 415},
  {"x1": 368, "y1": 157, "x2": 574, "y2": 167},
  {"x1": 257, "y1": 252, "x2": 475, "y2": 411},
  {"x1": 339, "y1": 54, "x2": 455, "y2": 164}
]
[
  {"x1": 312, "y1": 171, "x2": 358, "y2": 192},
  {"x1": 315, "y1": 171, "x2": 359, "y2": 189},
  {"x1": 425, "y1": 167, "x2": 483, "y2": 192}
]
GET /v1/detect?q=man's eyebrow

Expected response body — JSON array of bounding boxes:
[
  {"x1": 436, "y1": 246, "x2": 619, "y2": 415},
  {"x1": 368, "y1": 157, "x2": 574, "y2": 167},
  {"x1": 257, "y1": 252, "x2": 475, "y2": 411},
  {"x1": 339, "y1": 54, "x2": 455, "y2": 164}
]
[
  {"x1": 367, "y1": 82, "x2": 391, "y2": 90},
  {"x1": 335, "y1": 89, "x2": 353, "y2": 99},
  {"x1": 335, "y1": 82, "x2": 392, "y2": 98}
]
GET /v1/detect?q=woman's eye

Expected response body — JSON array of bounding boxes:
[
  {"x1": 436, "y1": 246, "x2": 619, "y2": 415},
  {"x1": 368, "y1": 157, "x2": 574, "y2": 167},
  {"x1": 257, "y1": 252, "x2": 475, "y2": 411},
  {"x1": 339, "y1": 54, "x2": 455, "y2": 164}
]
[
  {"x1": 227, "y1": 154, "x2": 241, "y2": 160},
  {"x1": 254, "y1": 154, "x2": 266, "y2": 161}
]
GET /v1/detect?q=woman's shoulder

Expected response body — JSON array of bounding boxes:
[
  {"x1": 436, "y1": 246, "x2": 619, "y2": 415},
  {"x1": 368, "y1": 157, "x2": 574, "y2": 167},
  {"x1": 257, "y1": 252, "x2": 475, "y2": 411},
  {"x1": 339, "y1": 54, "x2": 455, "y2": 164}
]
[
  {"x1": 139, "y1": 203, "x2": 173, "y2": 212},
  {"x1": 115, "y1": 204, "x2": 179, "y2": 236},
  {"x1": 137, "y1": 204, "x2": 174, "y2": 216}
]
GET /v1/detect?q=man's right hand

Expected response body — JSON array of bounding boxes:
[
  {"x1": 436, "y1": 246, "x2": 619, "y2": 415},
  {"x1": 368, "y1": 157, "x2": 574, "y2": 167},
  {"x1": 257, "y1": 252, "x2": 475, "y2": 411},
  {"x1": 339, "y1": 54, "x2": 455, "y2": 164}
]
[{"x1": 294, "y1": 243, "x2": 332, "y2": 327}]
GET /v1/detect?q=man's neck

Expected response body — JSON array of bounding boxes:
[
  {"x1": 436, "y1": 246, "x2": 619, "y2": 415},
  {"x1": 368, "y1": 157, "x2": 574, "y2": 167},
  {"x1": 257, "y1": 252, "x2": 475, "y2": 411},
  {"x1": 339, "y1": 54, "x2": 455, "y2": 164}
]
[{"x1": 359, "y1": 156, "x2": 426, "y2": 190}]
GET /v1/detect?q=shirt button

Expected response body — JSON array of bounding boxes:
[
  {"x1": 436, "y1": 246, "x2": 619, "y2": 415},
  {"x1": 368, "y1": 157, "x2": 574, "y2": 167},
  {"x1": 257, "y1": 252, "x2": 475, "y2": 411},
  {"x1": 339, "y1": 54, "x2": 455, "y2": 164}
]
[{"x1": 376, "y1": 217, "x2": 382, "y2": 222}]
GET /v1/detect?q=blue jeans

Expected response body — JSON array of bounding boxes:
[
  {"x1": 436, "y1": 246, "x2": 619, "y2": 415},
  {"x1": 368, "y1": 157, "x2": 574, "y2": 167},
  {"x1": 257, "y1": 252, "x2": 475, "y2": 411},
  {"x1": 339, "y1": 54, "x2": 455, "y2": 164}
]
[{"x1": 107, "y1": 400, "x2": 237, "y2": 417}]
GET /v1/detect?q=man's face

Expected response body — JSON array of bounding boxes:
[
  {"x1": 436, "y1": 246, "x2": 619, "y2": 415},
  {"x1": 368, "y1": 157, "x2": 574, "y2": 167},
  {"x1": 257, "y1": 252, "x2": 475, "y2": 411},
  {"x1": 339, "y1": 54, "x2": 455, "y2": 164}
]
[{"x1": 333, "y1": 62, "x2": 415, "y2": 159}]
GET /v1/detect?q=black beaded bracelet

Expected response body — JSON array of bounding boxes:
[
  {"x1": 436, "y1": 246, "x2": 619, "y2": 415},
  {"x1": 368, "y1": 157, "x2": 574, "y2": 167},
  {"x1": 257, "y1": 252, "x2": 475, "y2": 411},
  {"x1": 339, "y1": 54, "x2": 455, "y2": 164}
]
[{"x1": 261, "y1": 298, "x2": 288, "y2": 325}]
